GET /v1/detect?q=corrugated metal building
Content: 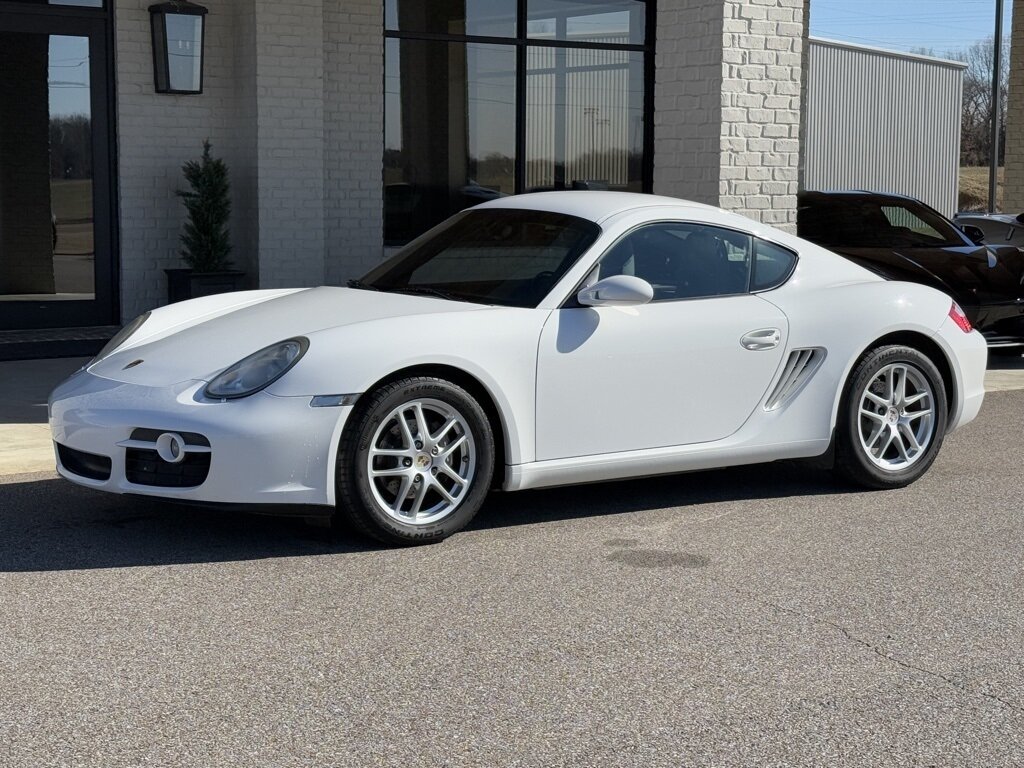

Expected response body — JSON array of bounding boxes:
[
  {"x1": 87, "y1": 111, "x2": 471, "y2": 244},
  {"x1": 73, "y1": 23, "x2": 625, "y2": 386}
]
[{"x1": 804, "y1": 38, "x2": 966, "y2": 216}]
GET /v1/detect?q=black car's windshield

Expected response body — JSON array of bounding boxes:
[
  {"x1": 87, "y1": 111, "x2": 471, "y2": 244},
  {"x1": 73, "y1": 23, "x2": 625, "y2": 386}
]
[
  {"x1": 799, "y1": 197, "x2": 965, "y2": 249},
  {"x1": 357, "y1": 208, "x2": 601, "y2": 308}
]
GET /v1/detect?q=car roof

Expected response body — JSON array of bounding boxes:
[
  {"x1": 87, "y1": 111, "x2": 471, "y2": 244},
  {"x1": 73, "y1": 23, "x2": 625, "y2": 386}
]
[
  {"x1": 799, "y1": 189, "x2": 922, "y2": 205},
  {"x1": 475, "y1": 191, "x2": 721, "y2": 224}
]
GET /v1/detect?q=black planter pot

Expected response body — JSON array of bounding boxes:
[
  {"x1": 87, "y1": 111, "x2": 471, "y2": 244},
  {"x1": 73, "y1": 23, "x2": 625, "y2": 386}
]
[{"x1": 165, "y1": 269, "x2": 246, "y2": 303}]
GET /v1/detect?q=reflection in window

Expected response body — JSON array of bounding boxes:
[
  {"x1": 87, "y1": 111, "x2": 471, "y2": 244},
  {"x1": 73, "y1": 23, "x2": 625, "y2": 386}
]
[
  {"x1": 383, "y1": 0, "x2": 651, "y2": 245},
  {"x1": 526, "y1": 48, "x2": 644, "y2": 193},
  {"x1": 165, "y1": 14, "x2": 203, "y2": 92},
  {"x1": 385, "y1": 0, "x2": 517, "y2": 37},
  {"x1": 384, "y1": 40, "x2": 516, "y2": 245},
  {"x1": 0, "y1": 32, "x2": 95, "y2": 299},
  {"x1": 527, "y1": 0, "x2": 645, "y2": 44}
]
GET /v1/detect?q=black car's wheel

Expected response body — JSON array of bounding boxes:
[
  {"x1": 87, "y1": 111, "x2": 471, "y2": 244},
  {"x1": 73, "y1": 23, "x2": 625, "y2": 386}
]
[
  {"x1": 336, "y1": 376, "x2": 495, "y2": 545},
  {"x1": 835, "y1": 345, "x2": 948, "y2": 489}
]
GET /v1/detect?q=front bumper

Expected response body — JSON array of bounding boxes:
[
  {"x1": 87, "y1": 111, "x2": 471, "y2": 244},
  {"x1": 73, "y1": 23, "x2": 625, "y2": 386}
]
[{"x1": 49, "y1": 369, "x2": 351, "y2": 506}]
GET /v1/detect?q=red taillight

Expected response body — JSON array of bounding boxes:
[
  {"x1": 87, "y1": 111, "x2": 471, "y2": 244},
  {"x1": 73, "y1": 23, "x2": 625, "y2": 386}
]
[{"x1": 949, "y1": 301, "x2": 973, "y2": 333}]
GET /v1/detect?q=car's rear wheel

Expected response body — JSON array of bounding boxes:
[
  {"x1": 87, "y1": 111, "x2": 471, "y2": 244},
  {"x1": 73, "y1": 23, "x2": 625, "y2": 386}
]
[
  {"x1": 835, "y1": 345, "x2": 948, "y2": 489},
  {"x1": 336, "y1": 376, "x2": 494, "y2": 545}
]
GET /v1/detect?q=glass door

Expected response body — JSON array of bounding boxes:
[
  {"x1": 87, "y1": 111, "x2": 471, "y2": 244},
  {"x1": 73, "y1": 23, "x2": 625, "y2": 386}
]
[{"x1": 0, "y1": 8, "x2": 116, "y2": 329}]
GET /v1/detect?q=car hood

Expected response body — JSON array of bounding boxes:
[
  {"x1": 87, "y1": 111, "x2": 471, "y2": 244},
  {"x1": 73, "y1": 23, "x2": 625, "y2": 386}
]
[{"x1": 89, "y1": 286, "x2": 487, "y2": 387}]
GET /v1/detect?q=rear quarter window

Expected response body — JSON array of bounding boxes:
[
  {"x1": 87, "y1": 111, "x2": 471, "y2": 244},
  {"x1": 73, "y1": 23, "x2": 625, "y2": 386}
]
[{"x1": 751, "y1": 239, "x2": 797, "y2": 292}]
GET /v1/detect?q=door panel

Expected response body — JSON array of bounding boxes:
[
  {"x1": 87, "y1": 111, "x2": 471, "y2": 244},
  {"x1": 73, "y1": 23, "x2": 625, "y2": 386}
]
[
  {"x1": 535, "y1": 295, "x2": 788, "y2": 461},
  {"x1": 0, "y1": 10, "x2": 115, "y2": 329}
]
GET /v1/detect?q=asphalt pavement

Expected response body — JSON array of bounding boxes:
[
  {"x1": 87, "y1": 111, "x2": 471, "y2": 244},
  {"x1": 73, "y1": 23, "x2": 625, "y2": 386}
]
[{"x1": 1, "y1": 389, "x2": 1023, "y2": 766}]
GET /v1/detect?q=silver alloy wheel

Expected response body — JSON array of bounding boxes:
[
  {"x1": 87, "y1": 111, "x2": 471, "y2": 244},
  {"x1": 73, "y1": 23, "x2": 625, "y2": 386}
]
[
  {"x1": 366, "y1": 397, "x2": 477, "y2": 525},
  {"x1": 857, "y1": 362, "x2": 936, "y2": 471}
]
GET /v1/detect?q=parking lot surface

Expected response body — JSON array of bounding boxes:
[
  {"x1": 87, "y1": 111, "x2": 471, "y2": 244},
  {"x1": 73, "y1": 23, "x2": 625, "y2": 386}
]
[{"x1": 1, "y1": 391, "x2": 1023, "y2": 767}]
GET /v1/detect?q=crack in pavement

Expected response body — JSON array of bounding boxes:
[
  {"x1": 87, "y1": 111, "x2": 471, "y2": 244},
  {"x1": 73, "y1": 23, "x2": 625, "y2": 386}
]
[{"x1": 736, "y1": 588, "x2": 1024, "y2": 716}]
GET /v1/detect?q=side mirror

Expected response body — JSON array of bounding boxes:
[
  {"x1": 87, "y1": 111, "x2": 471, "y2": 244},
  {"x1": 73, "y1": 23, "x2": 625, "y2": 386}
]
[
  {"x1": 577, "y1": 274, "x2": 654, "y2": 307},
  {"x1": 960, "y1": 224, "x2": 986, "y2": 245}
]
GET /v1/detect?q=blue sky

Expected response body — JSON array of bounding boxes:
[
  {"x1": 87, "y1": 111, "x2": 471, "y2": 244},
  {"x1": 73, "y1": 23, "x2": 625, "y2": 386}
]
[
  {"x1": 49, "y1": 35, "x2": 91, "y2": 118},
  {"x1": 810, "y1": 0, "x2": 1011, "y2": 59}
]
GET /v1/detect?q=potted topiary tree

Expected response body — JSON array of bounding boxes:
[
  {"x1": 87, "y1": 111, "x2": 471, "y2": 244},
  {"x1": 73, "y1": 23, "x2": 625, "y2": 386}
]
[{"x1": 165, "y1": 139, "x2": 245, "y2": 302}]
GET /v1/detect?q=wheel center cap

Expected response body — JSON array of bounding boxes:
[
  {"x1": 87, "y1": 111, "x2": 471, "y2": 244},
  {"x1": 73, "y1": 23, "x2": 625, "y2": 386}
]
[
  {"x1": 886, "y1": 407, "x2": 899, "y2": 425},
  {"x1": 415, "y1": 453, "x2": 431, "y2": 469}
]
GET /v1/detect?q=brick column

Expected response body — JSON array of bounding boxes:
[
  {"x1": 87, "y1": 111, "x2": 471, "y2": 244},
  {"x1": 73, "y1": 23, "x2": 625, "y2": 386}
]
[
  {"x1": 252, "y1": 0, "x2": 325, "y2": 289},
  {"x1": 323, "y1": 0, "x2": 384, "y2": 283},
  {"x1": 653, "y1": 0, "x2": 806, "y2": 232},
  {"x1": 1003, "y1": 0, "x2": 1024, "y2": 212}
]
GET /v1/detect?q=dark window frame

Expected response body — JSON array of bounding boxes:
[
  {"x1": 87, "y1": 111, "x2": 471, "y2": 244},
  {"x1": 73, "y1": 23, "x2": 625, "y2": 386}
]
[
  {"x1": 384, "y1": 0, "x2": 655, "y2": 242},
  {"x1": 0, "y1": 0, "x2": 121, "y2": 329}
]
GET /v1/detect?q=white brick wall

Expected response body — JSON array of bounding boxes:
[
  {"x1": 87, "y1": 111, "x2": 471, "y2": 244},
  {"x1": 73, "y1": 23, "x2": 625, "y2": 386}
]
[
  {"x1": 115, "y1": 0, "x2": 807, "y2": 320},
  {"x1": 116, "y1": 0, "x2": 258, "y2": 318},
  {"x1": 653, "y1": 0, "x2": 725, "y2": 205},
  {"x1": 252, "y1": 0, "x2": 326, "y2": 288},
  {"x1": 323, "y1": 0, "x2": 384, "y2": 284},
  {"x1": 654, "y1": 0, "x2": 807, "y2": 232},
  {"x1": 116, "y1": 0, "x2": 382, "y2": 319}
]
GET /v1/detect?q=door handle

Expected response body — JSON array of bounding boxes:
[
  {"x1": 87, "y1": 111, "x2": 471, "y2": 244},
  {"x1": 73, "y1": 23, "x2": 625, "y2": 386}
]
[{"x1": 740, "y1": 328, "x2": 781, "y2": 351}]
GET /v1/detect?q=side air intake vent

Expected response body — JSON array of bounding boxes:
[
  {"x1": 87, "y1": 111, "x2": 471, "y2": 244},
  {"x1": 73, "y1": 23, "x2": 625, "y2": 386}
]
[{"x1": 765, "y1": 348, "x2": 826, "y2": 411}]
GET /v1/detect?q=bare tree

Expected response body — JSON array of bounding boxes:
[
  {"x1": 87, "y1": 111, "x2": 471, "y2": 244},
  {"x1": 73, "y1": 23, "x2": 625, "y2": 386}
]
[{"x1": 951, "y1": 36, "x2": 1010, "y2": 166}]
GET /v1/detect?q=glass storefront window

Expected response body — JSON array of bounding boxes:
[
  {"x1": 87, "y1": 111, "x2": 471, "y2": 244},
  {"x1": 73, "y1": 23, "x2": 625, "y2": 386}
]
[
  {"x1": 526, "y1": 47, "x2": 644, "y2": 192},
  {"x1": 527, "y1": 0, "x2": 645, "y2": 45},
  {"x1": 384, "y1": 0, "x2": 651, "y2": 244},
  {"x1": 0, "y1": 32, "x2": 95, "y2": 300},
  {"x1": 384, "y1": 39, "x2": 516, "y2": 244},
  {"x1": 385, "y1": 0, "x2": 517, "y2": 38}
]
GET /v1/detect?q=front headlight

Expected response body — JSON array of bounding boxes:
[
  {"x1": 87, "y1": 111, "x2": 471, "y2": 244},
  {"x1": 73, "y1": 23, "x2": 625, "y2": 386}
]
[
  {"x1": 91, "y1": 311, "x2": 151, "y2": 364},
  {"x1": 204, "y1": 337, "x2": 309, "y2": 400}
]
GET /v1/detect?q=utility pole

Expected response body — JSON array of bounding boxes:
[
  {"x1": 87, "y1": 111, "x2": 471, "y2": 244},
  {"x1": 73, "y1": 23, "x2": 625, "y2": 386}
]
[{"x1": 990, "y1": 0, "x2": 1005, "y2": 211}]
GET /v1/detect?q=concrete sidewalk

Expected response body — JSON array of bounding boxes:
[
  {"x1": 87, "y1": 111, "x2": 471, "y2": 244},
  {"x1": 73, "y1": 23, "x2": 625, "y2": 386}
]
[
  {"x1": 2, "y1": 353, "x2": 1024, "y2": 478},
  {"x1": 0, "y1": 357, "x2": 88, "y2": 476}
]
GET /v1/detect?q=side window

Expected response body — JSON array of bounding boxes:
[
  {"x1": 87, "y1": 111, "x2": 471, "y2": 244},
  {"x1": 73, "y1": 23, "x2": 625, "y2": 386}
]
[
  {"x1": 881, "y1": 205, "x2": 946, "y2": 243},
  {"x1": 595, "y1": 223, "x2": 752, "y2": 301},
  {"x1": 751, "y1": 238, "x2": 797, "y2": 292}
]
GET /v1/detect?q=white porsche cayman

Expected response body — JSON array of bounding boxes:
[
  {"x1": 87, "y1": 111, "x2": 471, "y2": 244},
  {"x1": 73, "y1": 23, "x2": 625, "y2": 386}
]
[{"x1": 50, "y1": 192, "x2": 987, "y2": 544}]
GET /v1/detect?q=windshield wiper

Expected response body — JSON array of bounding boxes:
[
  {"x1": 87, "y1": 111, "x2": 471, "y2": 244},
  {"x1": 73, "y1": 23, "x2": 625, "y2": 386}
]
[
  {"x1": 388, "y1": 286, "x2": 466, "y2": 302},
  {"x1": 346, "y1": 279, "x2": 380, "y2": 291}
]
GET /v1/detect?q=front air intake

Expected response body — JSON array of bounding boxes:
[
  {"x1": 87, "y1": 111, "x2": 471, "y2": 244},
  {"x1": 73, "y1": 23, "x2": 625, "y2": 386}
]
[{"x1": 765, "y1": 348, "x2": 826, "y2": 411}]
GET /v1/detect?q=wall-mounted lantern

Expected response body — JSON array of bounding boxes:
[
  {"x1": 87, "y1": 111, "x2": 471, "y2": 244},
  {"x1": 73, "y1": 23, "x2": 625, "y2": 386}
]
[{"x1": 149, "y1": 0, "x2": 208, "y2": 94}]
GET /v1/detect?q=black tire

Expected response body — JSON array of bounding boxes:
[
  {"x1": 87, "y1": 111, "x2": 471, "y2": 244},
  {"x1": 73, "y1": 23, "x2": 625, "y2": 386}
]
[
  {"x1": 336, "y1": 376, "x2": 495, "y2": 545},
  {"x1": 835, "y1": 345, "x2": 948, "y2": 490}
]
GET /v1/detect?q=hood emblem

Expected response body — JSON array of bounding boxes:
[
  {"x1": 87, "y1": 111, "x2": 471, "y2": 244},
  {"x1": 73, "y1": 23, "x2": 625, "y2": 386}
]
[{"x1": 122, "y1": 359, "x2": 144, "y2": 370}]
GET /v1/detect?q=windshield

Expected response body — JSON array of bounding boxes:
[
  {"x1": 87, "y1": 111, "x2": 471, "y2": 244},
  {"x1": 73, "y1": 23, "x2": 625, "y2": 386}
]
[
  {"x1": 358, "y1": 208, "x2": 601, "y2": 308},
  {"x1": 799, "y1": 197, "x2": 966, "y2": 249}
]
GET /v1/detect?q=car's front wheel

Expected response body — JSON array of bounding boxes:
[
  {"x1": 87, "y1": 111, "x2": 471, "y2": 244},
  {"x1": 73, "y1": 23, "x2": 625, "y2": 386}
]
[
  {"x1": 336, "y1": 376, "x2": 495, "y2": 545},
  {"x1": 835, "y1": 345, "x2": 948, "y2": 489}
]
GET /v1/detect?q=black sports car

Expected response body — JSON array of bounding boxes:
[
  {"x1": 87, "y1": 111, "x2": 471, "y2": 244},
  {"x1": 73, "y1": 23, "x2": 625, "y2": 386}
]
[{"x1": 798, "y1": 190, "x2": 1024, "y2": 349}]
